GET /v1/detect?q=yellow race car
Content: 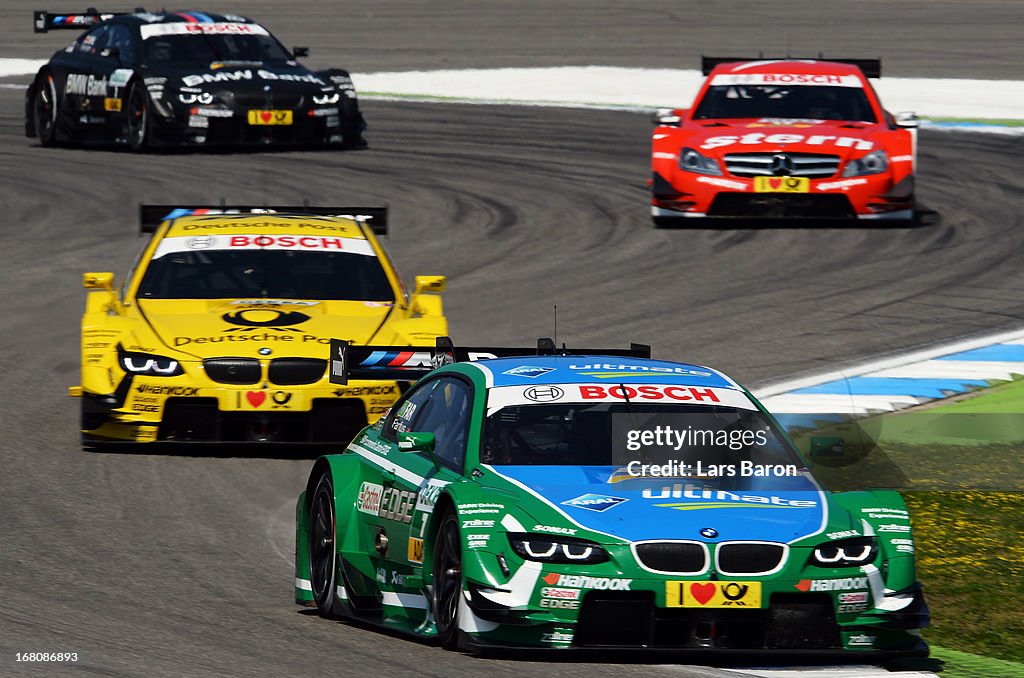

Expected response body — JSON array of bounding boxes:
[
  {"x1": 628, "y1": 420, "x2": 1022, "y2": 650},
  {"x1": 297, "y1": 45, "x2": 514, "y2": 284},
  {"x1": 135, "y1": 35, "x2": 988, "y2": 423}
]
[{"x1": 71, "y1": 204, "x2": 447, "y2": 446}]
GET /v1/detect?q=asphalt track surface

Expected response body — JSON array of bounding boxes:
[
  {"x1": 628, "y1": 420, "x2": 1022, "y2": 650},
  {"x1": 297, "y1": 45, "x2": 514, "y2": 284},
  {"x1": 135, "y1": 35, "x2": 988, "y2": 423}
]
[{"x1": 2, "y1": 2, "x2": 1023, "y2": 676}]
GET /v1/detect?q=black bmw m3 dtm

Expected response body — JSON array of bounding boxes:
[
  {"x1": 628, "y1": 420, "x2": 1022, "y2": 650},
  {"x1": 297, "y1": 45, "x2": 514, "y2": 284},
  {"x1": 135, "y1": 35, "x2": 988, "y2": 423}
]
[{"x1": 25, "y1": 9, "x2": 366, "y2": 150}]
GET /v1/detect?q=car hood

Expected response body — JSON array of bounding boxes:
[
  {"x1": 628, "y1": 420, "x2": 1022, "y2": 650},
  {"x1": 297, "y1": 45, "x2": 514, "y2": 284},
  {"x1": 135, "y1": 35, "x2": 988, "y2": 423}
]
[
  {"x1": 137, "y1": 298, "x2": 392, "y2": 359},
  {"x1": 683, "y1": 119, "x2": 883, "y2": 159},
  {"x1": 488, "y1": 465, "x2": 828, "y2": 544}
]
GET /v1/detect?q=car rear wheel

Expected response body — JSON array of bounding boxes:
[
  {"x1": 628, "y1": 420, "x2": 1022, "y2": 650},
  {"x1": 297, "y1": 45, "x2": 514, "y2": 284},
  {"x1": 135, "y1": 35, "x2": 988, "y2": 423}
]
[
  {"x1": 432, "y1": 512, "x2": 463, "y2": 648},
  {"x1": 34, "y1": 73, "x2": 59, "y2": 146},
  {"x1": 126, "y1": 82, "x2": 151, "y2": 152},
  {"x1": 309, "y1": 473, "x2": 339, "y2": 617}
]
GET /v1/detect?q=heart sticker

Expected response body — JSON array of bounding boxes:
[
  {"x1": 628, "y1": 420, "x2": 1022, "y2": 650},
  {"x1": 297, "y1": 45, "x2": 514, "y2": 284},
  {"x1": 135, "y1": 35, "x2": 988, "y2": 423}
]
[{"x1": 690, "y1": 582, "x2": 716, "y2": 605}]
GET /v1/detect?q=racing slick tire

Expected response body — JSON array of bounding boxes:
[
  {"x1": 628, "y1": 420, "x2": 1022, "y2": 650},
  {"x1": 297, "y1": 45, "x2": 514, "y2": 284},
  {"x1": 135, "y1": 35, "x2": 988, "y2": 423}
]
[
  {"x1": 432, "y1": 511, "x2": 464, "y2": 649},
  {"x1": 309, "y1": 472, "x2": 340, "y2": 618},
  {"x1": 125, "y1": 82, "x2": 153, "y2": 152},
  {"x1": 33, "y1": 72, "x2": 60, "y2": 147},
  {"x1": 339, "y1": 96, "x2": 367, "y2": 149}
]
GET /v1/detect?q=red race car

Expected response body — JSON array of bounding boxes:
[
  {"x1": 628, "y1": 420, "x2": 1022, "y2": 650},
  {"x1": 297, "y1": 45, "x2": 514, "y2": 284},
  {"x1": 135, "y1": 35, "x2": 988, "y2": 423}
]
[{"x1": 650, "y1": 57, "x2": 918, "y2": 226}]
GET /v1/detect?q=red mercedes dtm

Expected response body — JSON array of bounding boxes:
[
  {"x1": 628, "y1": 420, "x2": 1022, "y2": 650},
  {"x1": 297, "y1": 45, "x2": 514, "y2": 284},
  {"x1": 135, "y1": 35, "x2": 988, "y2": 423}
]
[{"x1": 650, "y1": 57, "x2": 918, "y2": 225}]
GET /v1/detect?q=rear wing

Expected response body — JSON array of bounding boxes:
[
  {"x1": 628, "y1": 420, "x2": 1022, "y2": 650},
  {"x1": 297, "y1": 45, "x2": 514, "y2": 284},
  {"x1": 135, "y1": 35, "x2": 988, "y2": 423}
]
[
  {"x1": 138, "y1": 204, "x2": 388, "y2": 236},
  {"x1": 329, "y1": 336, "x2": 652, "y2": 385},
  {"x1": 701, "y1": 55, "x2": 882, "y2": 78},
  {"x1": 33, "y1": 9, "x2": 125, "y2": 32}
]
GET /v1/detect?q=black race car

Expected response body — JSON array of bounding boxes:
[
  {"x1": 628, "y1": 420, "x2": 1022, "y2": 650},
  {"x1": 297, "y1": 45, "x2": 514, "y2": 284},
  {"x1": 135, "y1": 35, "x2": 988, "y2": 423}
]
[{"x1": 25, "y1": 9, "x2": 366, "y2": 150}]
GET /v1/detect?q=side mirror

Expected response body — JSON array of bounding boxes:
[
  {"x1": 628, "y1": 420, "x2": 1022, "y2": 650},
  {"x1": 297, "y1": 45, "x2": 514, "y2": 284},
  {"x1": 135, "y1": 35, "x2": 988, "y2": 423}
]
[
  {"x1": 292, "y1": 46, "x2": 310, "y2": 58},
  {"x1": 652, "y1": 108, "x2": 684, "y2": 126},
  {"x1": 895, "y1": 111, "x2": 919, "y2": 129},
  {"x1": 414, "y1": 275, "x2": 447, "y2": 295},
  {"x1": 398, "y1": 431, "x2": 435, "y2": 453},
  {"x1": 83, "y1": 272, "x2": 115, "y2": 290},
  {"x1": 100, "y1": 46, "x2": 120, "y2": 61}
]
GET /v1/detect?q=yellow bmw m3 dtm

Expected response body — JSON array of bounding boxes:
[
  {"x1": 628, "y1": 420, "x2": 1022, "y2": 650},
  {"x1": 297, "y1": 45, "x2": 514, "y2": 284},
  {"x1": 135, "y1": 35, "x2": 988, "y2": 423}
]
[{"x1": 71, "y1": 205, "x2": 447, "y2": 446}]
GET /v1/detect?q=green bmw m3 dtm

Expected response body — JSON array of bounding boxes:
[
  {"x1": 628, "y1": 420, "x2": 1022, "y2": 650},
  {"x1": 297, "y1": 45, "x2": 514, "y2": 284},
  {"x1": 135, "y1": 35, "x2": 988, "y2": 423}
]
[{"x1": 293, "y1": 338, "x2": 928, "y2": 655}]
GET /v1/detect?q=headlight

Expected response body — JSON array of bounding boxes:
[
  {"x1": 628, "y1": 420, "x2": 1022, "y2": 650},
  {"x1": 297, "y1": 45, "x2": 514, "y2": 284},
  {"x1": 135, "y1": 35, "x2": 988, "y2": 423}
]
[
  {"x1": 507, "y1": 533, "x2": 609, "y2": 564},
  {"x1": 313, "y1": 91, "x2": 340, "y2": 105},
  {"x1": 679, "y1": 147, "x2": 723, "y2": 176},
  {"x1": 842, "y1": 149, "x2": 889, "y2": 177},
  {"x1": 118, "y1": 347, "x2": 183, "y2": 376},
  {"x1": 178, "y1": 92, "x2": 214, "y2": 105},
  {"x1": 811, "y1": 537, "x2": 878, "y2": 567}
]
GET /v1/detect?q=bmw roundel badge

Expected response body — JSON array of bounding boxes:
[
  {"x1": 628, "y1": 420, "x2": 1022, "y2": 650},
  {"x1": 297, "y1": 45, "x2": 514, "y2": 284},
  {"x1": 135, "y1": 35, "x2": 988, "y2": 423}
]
[{"x1": 700, "y1": 527, "x2": 718, "y2": 538}]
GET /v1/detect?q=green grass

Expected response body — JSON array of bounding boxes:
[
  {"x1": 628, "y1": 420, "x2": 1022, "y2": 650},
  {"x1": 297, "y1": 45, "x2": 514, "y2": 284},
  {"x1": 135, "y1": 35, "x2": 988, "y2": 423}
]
[
  {"x1": 904, "y1": 491, "x2": 1024, "y2": 663},
  {"x1": 788, "y1": 378, "x2": 1024, "y2": 667},
  {"x1": 928, "y1": 378, "x2": 1024, "y2": 413},
  {"x1": 899, "y1": 380, "x2": 1024, "y2": 664}
]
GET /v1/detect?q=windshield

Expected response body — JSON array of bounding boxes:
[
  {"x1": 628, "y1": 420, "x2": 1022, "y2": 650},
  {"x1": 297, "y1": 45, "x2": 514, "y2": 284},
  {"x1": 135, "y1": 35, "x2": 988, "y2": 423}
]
[
  {"x1": 482, "y1": 402, "x2": 799, "y2": 468},
  {"x1": 143, "y1": 33, "x2": 291, "y2": 65},
  {"x1": 693, "y1": 85, "x2": 877, "y2": 123},
  {"x1": 137, "y1": 250, "x2": 394, "y2": 301}
]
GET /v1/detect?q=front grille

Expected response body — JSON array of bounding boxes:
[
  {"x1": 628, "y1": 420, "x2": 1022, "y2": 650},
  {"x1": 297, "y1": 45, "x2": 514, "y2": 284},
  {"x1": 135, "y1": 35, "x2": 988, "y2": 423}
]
[
  {"x1": 228, "y1": 91, "x2": 305, "y2": 108},
  {"x1": 203, "y1": 358, "x2": 261, "y2": 384},
  {"x1": 269, "y1": 358, "x2": 326, "y2": 386},
  {"x1": 717, "y1": 542, "x2": 787, "y2": 575},
  {"x1": 572, "y1": 591, "x2": 840, "y2": 649},
  {"x1": 158, "y1": 397, "x2": 367, "y2": 443},
  {"x1": 634, "y1": 542, "x2": 707, "y2": 573},
  {"x1": 708, "y1": 193, "x2": 856, "y2": 219},
  {"x1": 724, "y1": 152, "x2": 840, "y2": 178}
]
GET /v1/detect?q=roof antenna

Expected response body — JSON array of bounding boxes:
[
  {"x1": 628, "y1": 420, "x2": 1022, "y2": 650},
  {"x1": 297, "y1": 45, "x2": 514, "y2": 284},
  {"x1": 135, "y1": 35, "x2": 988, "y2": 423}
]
[{"x1": 553, "y1": 304, "x2": 557, "y2": 347}]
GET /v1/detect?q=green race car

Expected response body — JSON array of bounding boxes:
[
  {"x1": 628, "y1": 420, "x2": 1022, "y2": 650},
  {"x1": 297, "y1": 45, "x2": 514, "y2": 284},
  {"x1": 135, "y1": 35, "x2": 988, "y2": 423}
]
[{"x1": 293, "y1": 338, "x2": 928, "y2": 655}]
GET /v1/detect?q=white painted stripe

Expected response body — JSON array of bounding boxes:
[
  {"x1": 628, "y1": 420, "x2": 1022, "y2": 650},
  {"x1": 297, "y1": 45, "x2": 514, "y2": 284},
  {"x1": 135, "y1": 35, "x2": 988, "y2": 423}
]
[
  {"x1": 294, "y1": 577, "x2": 312, "y2": 591},
  {"x1": 381, "y1": 591, "x2": 429, "y2": 609},
  {"x1": 865, "y1": 359, "x2": 1024, "y2": 381},
  {"x1": 755, "y1": 327, "x2": 1024, "y2": 398},
  {"x1": 760, "y1": 394, "x2": 925, "y2": 414},
  {"x1": 0, "y1": 58, "x2": 47, "y2": 78},
  {"x1": 349, "y1": 443, "x2": 426, "y2": 486},
  {"x1": 356, "y1": 66, "x2": 1024, "y2": 120}
]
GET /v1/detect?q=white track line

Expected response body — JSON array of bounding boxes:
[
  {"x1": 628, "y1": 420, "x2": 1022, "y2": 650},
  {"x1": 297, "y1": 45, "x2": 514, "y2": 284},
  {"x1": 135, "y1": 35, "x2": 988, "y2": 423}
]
[{"x1": 754, "y1": 327, "x2": 1024, "y2": 398}]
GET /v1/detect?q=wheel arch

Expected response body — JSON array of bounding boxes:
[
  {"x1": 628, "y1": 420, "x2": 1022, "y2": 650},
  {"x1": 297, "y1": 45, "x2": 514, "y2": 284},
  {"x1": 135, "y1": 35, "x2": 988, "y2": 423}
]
[{"x1": 422, "y1": 492, "x2": 458, "y2": 585}]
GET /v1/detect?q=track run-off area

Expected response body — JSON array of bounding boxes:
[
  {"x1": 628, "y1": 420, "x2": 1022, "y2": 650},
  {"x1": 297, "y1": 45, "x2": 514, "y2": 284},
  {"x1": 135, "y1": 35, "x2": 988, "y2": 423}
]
[{"x1": 1, "y1": 1, "x2": 1023, "y2": 676}]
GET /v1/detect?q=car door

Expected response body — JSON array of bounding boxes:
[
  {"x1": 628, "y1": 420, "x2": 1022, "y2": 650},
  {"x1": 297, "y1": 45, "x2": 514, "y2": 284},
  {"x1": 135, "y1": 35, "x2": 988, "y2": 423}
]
[
  {"x1": 379, "y1": 375, "x2": 474, "y2": 591},
  {"x1": 349, "y1": 378, "x2": 439, "y2": 603},
  {"x1": 95, "y1": 23, "x2": 138, "y2": 118}
]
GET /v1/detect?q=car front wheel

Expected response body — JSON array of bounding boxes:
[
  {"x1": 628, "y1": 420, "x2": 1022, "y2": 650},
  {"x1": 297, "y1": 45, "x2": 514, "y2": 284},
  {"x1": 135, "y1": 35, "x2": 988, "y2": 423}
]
[
  {"x1": 432, "y1": 512, "x2": 463, "y2": 648},
  {"x1": 309, "y1": 473, "x2": 339, "y2": 617}
]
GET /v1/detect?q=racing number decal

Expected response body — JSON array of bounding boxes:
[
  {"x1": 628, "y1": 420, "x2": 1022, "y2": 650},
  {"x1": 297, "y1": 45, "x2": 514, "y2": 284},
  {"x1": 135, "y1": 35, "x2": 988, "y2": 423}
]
[
  {"x1": 666, "y1": 581, "x2": 763, "y2": 608},
  {"x1": 753, "y1": 176, "x2": 809, "y2": 193}
]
